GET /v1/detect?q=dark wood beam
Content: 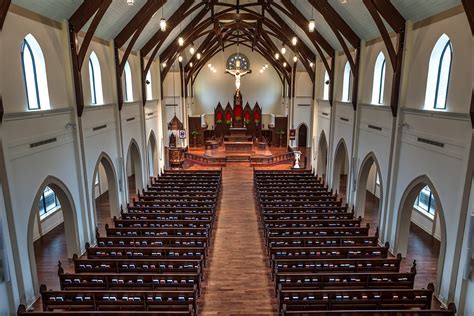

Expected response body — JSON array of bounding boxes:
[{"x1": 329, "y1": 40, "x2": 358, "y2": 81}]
[
  {"x1": 141, "y1": 0, "x2": 198, "y2": 57},
  {"x1": 68, "y1": 0, "x2": 112, "y2": 117},
  {"x1": 309, "y1": 0, "x2": 359, "y2": 49},
  {"x1": 115, "y1": 0, "x2": 166, "y2": 48},
  {"x1": 461, "y1": 0, "x2": 474, "y2": 126},
  {"x1": 0, "y1": 95, "x2": 4, "y2": 123},
  {"x1": 463, "y1": 0, "x2": 474, "y2": 35},
  {"x1": 116, "y1": 0, "x2": 166, "y2": 75},
  {"x1": 329, "y1": 54, "x2": 336, "y2": 107},
  {"x1": 363, "y1": 0, "x2": 406, "y2": 117},
  {"x1": 277, "y1": 0, "x2": 334, "y2": 57},
  {"x1": 275, "y1": 1, "x2": 332, "y2": 75},
  {"x1": 159, "y1": 6, "x2": 211, "y2": 68},
  {"x1": 0, "y1": 0, "x2": 10, "y2": 31}
]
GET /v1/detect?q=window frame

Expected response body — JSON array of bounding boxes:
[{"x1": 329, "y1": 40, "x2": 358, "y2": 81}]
[
  {"x1": 433, "y1": 41, "x2": 453, "y2": 110},
  {"x1": 124, "y1": 61, "x2": 133, "y2": 102},
  {"x1": 38, "y1": 187, "x2": 60, "y2": 219},
  {"x1": 89, "y1": 58, "x2": 97, "y2": 104},
  {"x1": 21, "y1": 39, "x2": 41, "y2": 110},
  {"x1": 414, "y1": 186, "x2": 436, "y2": 218},
  {"x1": 342, "y1": 61, "x2": 351, "y2": 102}
]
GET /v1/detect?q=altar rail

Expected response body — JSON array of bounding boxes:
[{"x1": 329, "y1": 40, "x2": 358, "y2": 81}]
[
  {"x1": 184, "y1": 152, "x2": 226, "y2": 166},
  {"x1": 250, "y1": 152, "x2": 294, "y2": 166}
]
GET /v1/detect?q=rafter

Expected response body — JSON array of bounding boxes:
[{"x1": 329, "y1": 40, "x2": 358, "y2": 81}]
[
  {"x1": 461, "y1": 0, "x2": 473, "y2": 125},
  {"x1": 0, "y1": 0, "x2": 10, "y2": 31},
  {"x1": 68, "y1": 0, "x2": 112, "y2": 117},
  {"x1": 141, "y1": 0, "x2": 200, "y2": 57},
  {"x1": 363, "y1": 0, "x2": 406, "y2": 117},
  {"x1": 116, "y1": 0, "x2": 166, "y2": 74}
]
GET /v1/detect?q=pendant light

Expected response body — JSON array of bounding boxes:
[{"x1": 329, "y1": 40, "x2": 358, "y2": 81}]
[
  {"x1": 309, "y1": 19, "x2": 315, "y2": 32},
  {"x1": 159, "y1": 6, "x2": 166, "y2": 31},
  {"x1": 196, "y1": 53, "x2": 201, "y2": 60},
  {"x1": 281, "y1": 45, "x2": 286, "y2": 55},
  {"x1": 291, "y1": 37, "x2": 297, "y2": 46},
  {"x1": 309, "y1": 6, "x2": 315, "y2": 32},
  {"x1": 127, "y1": 0, "x2": 134, "y2": 6},
  {"x1": 275, "y1": 53, "x2": 280, "y2": 60}
]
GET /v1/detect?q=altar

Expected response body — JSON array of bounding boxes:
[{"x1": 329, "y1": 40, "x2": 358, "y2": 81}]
[{"x1": 224, "y1": 141, "x2": 253, "y2": 153}]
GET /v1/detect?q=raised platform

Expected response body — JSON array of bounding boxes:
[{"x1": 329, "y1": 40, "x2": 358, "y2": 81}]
[{"x1": 224, "y1": 141, "x2": 253, "y2": 153}]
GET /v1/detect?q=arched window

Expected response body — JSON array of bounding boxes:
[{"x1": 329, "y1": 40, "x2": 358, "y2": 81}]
[
  {"x1": 342, "y1": 61, "x2": 351, "y2": 102},
  {"x1": 124, "y1": 61, "x2": 133, "y2": 102},
  {"x1": 414, "y1": 185, "x2": 437, "y2": 217},
  {"x1": 38, "y1": 186, "x2": 60, "y2": 218},
  {"x1": 323, "y1": 70, "x2": 330, "y2": 100},
  {"x1": 88, "y1": 52, "x2": 103, "y2": 105},
  {"x1": 424, "y1": 34, "x2": 452, "y2": 110},
  {"x1": 146, "y1": 70, "x2": 152, "y2": 100},
  {"x1": 371, "y1": 52, "x2": 386, "y2": 104},
  {"x1": 21, "y1": 34, "x2": 50, "y2": 110}
]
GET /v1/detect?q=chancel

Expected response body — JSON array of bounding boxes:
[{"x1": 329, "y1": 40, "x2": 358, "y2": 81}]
[{"x1": 0, "y1": 0, "x2": 474, "y2": 315}]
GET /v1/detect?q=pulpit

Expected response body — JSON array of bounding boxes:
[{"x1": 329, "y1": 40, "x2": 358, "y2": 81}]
[{"x1": 167, "y1": 147, "x2": 185, "y2": 169}]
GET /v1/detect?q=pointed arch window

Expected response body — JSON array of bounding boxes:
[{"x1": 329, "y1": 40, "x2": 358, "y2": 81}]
[
  {"x1": 88, "y1": 52, "x2": 103, "y2": 105},
  {"x1": 21, "y1": 34, "x2": 50, "y2": 110},
  {"x1": 146, "y1": 70, "x2": 152, "y2": 100},
  {"x1": 424, "y1": 34, "x2": 452, "y2": 110},
  {"x1": 124, "y1": 61, "x2": 133, "y2": 102},
  {"x1": 323, "y1": 70, "x2": 330, "y2": 100},
  {"x1": 372, "y1": 52, "x2": 386, "y2": 104},
  {"x1": 342, "y1": 61, "x2": 351, "y2": 102}
]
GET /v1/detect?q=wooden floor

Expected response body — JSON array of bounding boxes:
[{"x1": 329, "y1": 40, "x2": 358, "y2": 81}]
[
  {"x1": 32, "y1": 168, "x2": 440, "y2": 313},
  {"x1": 198, "y1": 163, "x2": 277, "y2": 315}
]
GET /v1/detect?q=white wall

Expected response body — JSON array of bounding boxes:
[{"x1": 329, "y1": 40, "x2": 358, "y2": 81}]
[{"x1": 190, "y1": 46, "x2": 284, "y2": 115}]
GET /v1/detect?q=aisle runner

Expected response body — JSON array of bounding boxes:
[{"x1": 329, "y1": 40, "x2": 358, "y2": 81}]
[{"x1": 200, "y1": 164, "x2": 276, "y2": 314}]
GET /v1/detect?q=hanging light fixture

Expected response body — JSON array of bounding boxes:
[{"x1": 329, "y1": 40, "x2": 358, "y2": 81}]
[
  {"x1": 309, "y1": 5, "x2": 315, "y2": 32},
  {"x1": 159, "y1": 5, "x2": 166, "y2": 31},
  {"x1": 208, "y1": 63, "x2": 212, "y2": 68},
  {"x1": 292, "y1": 36, "x2": 297, "y2": 46},
  {"x1": 190, "y1": 62, "x2": 193, "y2": 67},
  {"x1": 260, "y1": 69, "x2": 264, "y2": 73},
  {"x1": 127, "y1": 0, "x2": 134, "y2": 6},
  {"x1": 275, "y1": 53, "x2": 280, "y2": 60},
  {"x1": 265, "y1": 63, "x2": 269, "y2": 69},
  {"x1": 213, "y1": 68, "x2": 217, "y2": 73},
  {"x1": 293, "y1": 56, "x2": 298, "y2": 63},
  {"x1": 162, "y1": 61, "x2": 167, "y2": 68},
  {"x1": 310, "y1": 61, "x2": 314, "y2": 67},
  {"x1": 189, "y1": 45, "x2": 195, "y2": 55},
  {"x1": 309, "y1": 19, "x2": 315, "y2": 32},
  {"x1": 196, "y1": 53, "x2": 201, "y2": 60},
  {"x1": 283, "y1": 62, "x2": 287, "y2": 67},
  {"x1": 160, "y1": 18, "x2": 167, "y2": 31},
  {"x1": 178, "y1": 55, "x2": 183, "y2": 63},
  {"x1": 178, "y1": 37, "x2": 184, "y2": 46},
  {"x1": 281, "y1": 45, "x2": 286, "y2": 55}
]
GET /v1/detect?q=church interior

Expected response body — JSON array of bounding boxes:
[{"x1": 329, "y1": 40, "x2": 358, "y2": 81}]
[{"x1": 0, "y1": 0, "x2": 473, "y2": 315}]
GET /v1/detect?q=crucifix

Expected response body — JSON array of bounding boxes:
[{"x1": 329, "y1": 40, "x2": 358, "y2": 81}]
[{"x1": 225, "y1": 59, "x2": 251, "y2": 90}]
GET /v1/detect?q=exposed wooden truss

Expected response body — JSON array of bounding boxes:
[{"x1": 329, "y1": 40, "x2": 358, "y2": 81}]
[
  {"x1": 461, "y1": 0, "x2": 474, "y2": 125},
  {"x1": 0, "y1": 0, "x2": 10, "y2": 31},
  {"x1": 68, "y1": 0, "x2": 112, "y2": 117},
  {"x1": 363, "y1": 0, "x2": 406, "y2": 117},
  {"x1": 309, "y1": 0, "x2": 361, "y2": 110}
]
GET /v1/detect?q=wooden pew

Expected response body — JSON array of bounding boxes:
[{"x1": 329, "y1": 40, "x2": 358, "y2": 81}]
[
  {"x1": 278, "y1": 284, "x2": 435, "y2": 314},
  {"x1": 39, "y1": 285, "x2": 197, "y2": 313},
  {"x1": 18, "y1": 304, "x2": 194, "y2": 315},
  {"x1": 275, "y1": 269, "x2": 416, "y2": 293},
  {"x1": 267, "y1": 234, "x2": 379, "y2": 248},
  {"x1": 281, "y1": 303, "x2": 457, "y2": 315},
  {"x1": 58, "y1": 263, "x2": 201, "y2": 294},
  {"x1": 273, "y1": 255, "x2": 404, "y2": 277}
]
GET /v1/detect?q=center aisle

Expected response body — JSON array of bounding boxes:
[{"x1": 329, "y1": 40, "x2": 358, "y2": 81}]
[{"x1": 199, "y1": 163, "x2": 277, "y2": 315}]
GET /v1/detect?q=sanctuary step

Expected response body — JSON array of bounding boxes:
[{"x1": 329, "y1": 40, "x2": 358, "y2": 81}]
[{"x1": 226, "y1": 155, "x2": 251, "y2": 162}]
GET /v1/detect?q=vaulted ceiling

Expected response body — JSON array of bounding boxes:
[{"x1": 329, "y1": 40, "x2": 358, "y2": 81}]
[{"x1": 11, "y1": 0, "x2": 463, "y2": 82}]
